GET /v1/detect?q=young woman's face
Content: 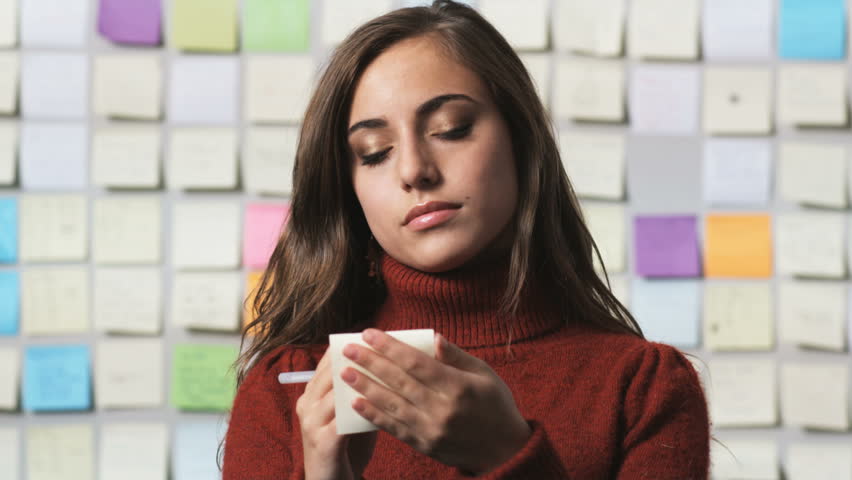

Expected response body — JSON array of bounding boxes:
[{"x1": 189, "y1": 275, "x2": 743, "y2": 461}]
[{"x1": 348, "y1": 35, "x2": 518, "y2": 273}]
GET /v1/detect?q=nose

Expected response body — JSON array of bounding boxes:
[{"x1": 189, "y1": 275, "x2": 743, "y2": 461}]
[{"x1": 397, "y1": 132, "x2": 440, "y2": 191}]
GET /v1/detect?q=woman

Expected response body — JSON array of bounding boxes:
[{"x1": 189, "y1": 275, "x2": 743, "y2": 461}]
[{"x1": 223, "y1": 1, "x2": 711, "y2": 478}]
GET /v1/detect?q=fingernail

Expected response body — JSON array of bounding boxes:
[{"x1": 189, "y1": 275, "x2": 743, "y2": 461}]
[
  {"x1": 342, "y1": 369, "x2": 357, "y2": 384},
  {"x1": 363, "y1": 329, "x2": 376, "y2": 344},
  {"x1": 343, "y1": 344, "x2": 359, "y2": 360}
]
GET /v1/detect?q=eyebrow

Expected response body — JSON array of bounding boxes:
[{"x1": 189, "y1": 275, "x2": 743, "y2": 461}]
[{"x1": 347, "y1": 93, "x2": 477, "y2": 137}]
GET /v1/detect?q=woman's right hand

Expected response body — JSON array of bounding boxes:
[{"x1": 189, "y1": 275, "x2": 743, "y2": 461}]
[{"x1": 297, "y1": 348, "x2": 377, "y2": 480}]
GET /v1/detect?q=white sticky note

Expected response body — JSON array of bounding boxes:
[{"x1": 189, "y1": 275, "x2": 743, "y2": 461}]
[
  {"x1": 559, "y1": 131, "x2": 624, "y2": 200},
  {"x1": 629, "y1": 65, "x2": 700, "y2": 135},
  {"x1": 708, "y1": 358, "x2": 776, "y2": 428},
  {"x1": 778, "y1": 142, "x2": 847, "y2": 209},
  {"x1": 787, "y1": 443, "x2": 852, "y2": 480},
  {"x1": 321, "y1": 0, "x2": 392, "y2": 46},
  {"x1": 704, "y1": 282, "x2": 773, "y2": 351},
  {"x1": 631, "y1": 278, "x2": 700, "y2": 348},
  {"x1": 711, "y1": 439, "x2": 779, "y2": 480},
  {"x1": 171, "y1": 272, "x2": 241, "y2": 331},
  {"x1": 21, "y1": 53, "x2": 88, "y2": 119},
  {"x1": 94, "y1": 268, "x2": 162, "y2": 335},
  {"x1": 96, "y1": 339, "x2": 164, "y2": 409},
  {"x1": 553, "y1": 58, "x2": 624, "y2": 122},
  {"x1": 91, "y1": 126, "x2": 161, "y2": 189},
  {"x1": 27, "y1": 424, "x2": 93, "y2": 480},
  {"x1": 168, "y1": 56, "x2": 238, "y2": 125},
  {"x1": 778, "y1": 281, "x2": 846, "y2": 352},
  {"x1": 20, "y1": 194, "x2": 87, "y2": 262},
  {"x1": 0, "y1": 52, "x2": 18, "y2": 114},
  {"x1": 479, "y1": 0, "x2": 548, "y2": 50},
  {"x1": 0, "y1": 427, "x2": 19, "y2": 480},
  {"x1": 778, "y1": 64, "x2": 848, "y2": 127},
  {"x1": 554, "y1": 0, "x2": 624, "y2": 56},
  {"x1": 99, "y1": 423, "x2": 168, "y2": 480},
  {"x1": 777, "y1": 213, "x2": 845, "y2": 279},
  {"x1": 172, "y1": 201, "x2": 241, "y2": 270},
  {"x1": 245, "y1": 56, "x2": 314, "y2": 124},
  {"x1": 243, "y1": 126, "x2": 297, "y2": 197},
  {"x1": 582, "y1": 202, "x2": 625, "y2": 273},
  {"x1": 519, "y1": 53, "x2": 550, "y2": 108},
  {"x1": 330, "y1": 329, "x2": 435, "y2": 435},
  {"x1": 94, "y1": 196, "x2": 162, "y2": 264},
  {"x1": 703, "y1": 67, "x2": 772, "y2": 135},
  {"x1": 168, "y1": 128, "x2": 238, "y2": 190},
  {"x1": 173, "y1": 422, "x2": 224, "y2": 480},
  {"x1": 20, "y1": 0, "x2": 88, "y2": 47},
  {"x1": 21, "y1": 267, "x2": 89, "y2": 335},
  {"x1": 703, "y1": 139, "x2": 771, "y2": 207},
  {"x1": 20, "y1": 122, "x2": 87, "y2": 190},
  {"x1": 0, "y1": 346, "x2": 19, "y2": 410},
  {"x1": 93, "y1": 55, "x2": 162, "y2": 120},
  {"x1": 0, "y1": 0, "x2": 18, "y2": 47},
  {"x1": 702, "y1": 0, "x2": 772, "y2": 60},
  {"x1": 781, "y1": 363, "x2": 849, "y2": 431},
  {"x1": 627, "y1": 0, "x2": 699, "y2": 60},
  {"x1": 0, "y1": 122, "x2": 17, "y2": 186}
]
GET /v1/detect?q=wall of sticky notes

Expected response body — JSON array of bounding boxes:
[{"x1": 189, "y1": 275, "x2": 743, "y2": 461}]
[{"x1": 0, "y1": 0, "x2": 850, "y2": 478}]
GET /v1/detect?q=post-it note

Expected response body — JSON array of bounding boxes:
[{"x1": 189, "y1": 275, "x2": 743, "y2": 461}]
[
  {"x1": 0, "y1": 271, "x2": 19, "y2": 335},
  {"x1": 99, "y1": 423, "x2": 169, "y2": 480},
  {"x1": 170, "y1": 0, "x2": 237, "y2": 52},
  {"x1": 20, "y1": 0, "x2": 88, "y2": 47},
  {"x1": 703, "y1": 139, "x2": 772, "y2": 207},
  {"x1": 23, "y1": 344, "x2": 91, "y2": 412},
  {"x1": 171, "y1": 272, "x2": 241, "y2": 332},
  {"x1": 779, "y1": 0, "x2": 846, "y2": 60},
  {"x1": 97, "y1": 0, "x2": 162, "y2": 46},
  {"x1": 171, "y1": 344, "x2": 238, "y2": 411},
  {"x1": 96, "y1": 339, "x2": 163, "y2": 409},
  {"x1": 634, "y1": 215, "x2": 701, "y2": 278},
  {"x1": 0, "y1": 0, "x2": 18, "y2": 47},
  {"x1": 0, "y1": 197, "x2": 16, "y2": 263},
  {"x1": 243, "y1": 0, "x2": 309, "y2": 51},
  {"x1": 173, "y1": 422, "x2": 223, "y2": 480},
  {"x1": 631, "y1": 278, "x2": 701, "y2": 347},
  {"x1": 27, "y1": 424, "x2": 94, "y2": 480},
  {"x1": 0, "y1": 347, "x2": 19, "y2": 410},
  {"x1": 704, "y1": 214, "x2": 773, "y2": 278},
  {"x1": 243, "y1": 203, "x2": 289, "y2": 269},
  {"x1": 704, "y1": 282, "x2": 773, "y2": 351}
]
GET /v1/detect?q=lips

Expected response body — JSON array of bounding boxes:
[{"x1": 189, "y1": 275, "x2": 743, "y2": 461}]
[{"x1": 403, "y1": 201, "x2": 462, "y2": 226}]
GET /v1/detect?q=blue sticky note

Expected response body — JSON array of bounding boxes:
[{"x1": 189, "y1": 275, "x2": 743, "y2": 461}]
[
  {"x1": 0, "y1": 198, "x2": 16, "y2": 263},
  {"x1": 174, "y1": 422, "x2": 224, "y2": 480},
  {"x1": 23, "y1": 345, "x2": 91, "y2": 412},
  {"x1": 631, "y1": 278, "x2": 701, "y2": 348},
  {"x1": 0, "y1": 271, "x2": 19, "y2": 335},
  {"x1": 779, "y1": 0, "x2": 847, "y2": 60}
]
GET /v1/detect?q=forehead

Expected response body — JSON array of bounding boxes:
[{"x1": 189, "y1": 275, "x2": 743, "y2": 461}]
[{"x1": 349, "y1": 35, "x2": 487, "y2": 122}]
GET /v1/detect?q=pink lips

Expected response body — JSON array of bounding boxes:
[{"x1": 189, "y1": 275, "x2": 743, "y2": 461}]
[{"x1": 403, "y1": 201, "x2": 461, "y2": 231}]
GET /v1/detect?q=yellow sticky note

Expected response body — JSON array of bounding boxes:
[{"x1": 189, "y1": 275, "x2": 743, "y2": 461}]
[
  {"x1": 170, "y1": 0, "x2": 237, "y2": 52},
  {"x1": 243, "y1": 271, "x2": 265, "y2": 334},
  {"x1": 705, "y1": 214, "x2": 772, "y2": 278}
]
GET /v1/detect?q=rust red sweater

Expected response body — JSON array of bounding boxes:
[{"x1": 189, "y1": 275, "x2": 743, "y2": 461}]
[{"x1": 223, "y1": 253, "x2": 711, "y2": 479}]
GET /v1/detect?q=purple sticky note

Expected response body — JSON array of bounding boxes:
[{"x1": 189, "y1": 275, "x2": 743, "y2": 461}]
[
  {"x1": 97, "y1": 0, "x2": 162, "y2": 46},
  {"x1": 243, "y1": 203, "x2": 290, "y2": 269},
  {"x1": 634, "y1": 215, "x2": 701, "y2": 277}
]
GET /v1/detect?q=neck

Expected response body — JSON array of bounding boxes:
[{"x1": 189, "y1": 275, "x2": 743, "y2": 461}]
[{"x1": 372, "y1": 252, "x2": 564, "y2": 348}]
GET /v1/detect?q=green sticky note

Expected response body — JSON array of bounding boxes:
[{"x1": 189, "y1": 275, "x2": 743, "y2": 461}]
[
  {"x1": 171, "y1": 344, "x2": 239, "y2": 411},
  {"x1": 243, "y1": 0, "x2": 310, "y2": 52},
  {"x1": 171, "y1": 0, "x2": 238, "y2": 52}
]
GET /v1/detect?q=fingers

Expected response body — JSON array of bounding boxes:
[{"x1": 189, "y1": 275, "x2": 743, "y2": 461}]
[{"x1": 356, "y1": 329, "x2": 452, "y2": 391}]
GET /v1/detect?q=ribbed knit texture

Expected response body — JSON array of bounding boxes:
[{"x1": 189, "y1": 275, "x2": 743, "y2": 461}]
[{"x1": 223, "y1": 253, "x2": 711, "y2": 479}]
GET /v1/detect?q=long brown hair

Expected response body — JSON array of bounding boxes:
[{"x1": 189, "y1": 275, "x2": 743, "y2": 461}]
[{"x1": 235, "y1": 0, "x2": 643, "y2": 386}]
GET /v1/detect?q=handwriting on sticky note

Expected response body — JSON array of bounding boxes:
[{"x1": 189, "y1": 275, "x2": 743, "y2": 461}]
[{"x1": 23, "y1": 345, "x2": 91, "y2": 411}]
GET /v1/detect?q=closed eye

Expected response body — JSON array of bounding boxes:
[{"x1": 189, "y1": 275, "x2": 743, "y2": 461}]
[{"x1": 358, "y1": 124, "x2": 473, "y2": 167}]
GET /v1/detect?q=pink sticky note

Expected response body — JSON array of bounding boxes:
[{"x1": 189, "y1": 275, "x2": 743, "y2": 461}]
[{"x1": 243, "y1": 203, "x2": 289, "y2": 269}]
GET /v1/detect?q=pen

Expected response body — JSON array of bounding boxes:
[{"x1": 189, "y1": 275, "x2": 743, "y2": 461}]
[{"x1": 278, "y1": 371, "x2": 316, "y2": 384}]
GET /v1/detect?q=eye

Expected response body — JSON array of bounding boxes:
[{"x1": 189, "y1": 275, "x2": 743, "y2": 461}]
[
  {"x1": 436, "y1": 123, "x2": 473, "y2": 140},
  {"x1": 359, "y1": 146, "x2": 392, "y2": 167}
]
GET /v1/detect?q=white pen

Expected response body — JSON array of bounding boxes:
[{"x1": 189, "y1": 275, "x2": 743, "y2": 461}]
[{"x1": 278, "y1": 371, "x2": 316, "y2": 384}]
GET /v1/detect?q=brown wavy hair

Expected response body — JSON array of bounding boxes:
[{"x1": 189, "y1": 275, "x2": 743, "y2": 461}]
[{"x1": 234, "y1": 0, "x2": 644, "y2": 387}]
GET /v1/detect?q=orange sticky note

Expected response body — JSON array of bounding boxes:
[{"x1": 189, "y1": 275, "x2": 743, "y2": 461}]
[
  {"x1": 243, "y1": 270, "x2": 265, "y2": 334},
  {"x1": 705, "y1": 214, "x2": 773, "y2": 278}
]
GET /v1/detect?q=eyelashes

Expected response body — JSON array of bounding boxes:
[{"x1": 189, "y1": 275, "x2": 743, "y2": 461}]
[{"x1": 359, "y1": 123, "x2": 473, "y2": 167}]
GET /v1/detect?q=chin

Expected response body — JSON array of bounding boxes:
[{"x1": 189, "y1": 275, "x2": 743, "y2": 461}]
[{"x1": 395, "y1": 240, "x2": 481, "y2": 274}]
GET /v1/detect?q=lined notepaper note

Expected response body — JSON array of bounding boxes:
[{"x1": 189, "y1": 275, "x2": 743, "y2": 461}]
[
  {"x1": 172, "y1": 272, "x2": 241, "y2": 331},
  {"x1": 704, "y1": 282, "x2": 773, "y2": 351},
  {"x1": 628, "y1": 0, "x2": 699, "y2": 60},
  {"x1": 23, "y1": 345, "x2": 91, "y2": 411},
  {"x1": 171, "y1": 344, "x2": 238, "y2": 411},
  {"x1": 171, "y1": 201, "x2": 241, "y2": 270},
  {"x1": 99, "y1": 423, "x2": 169, "y2": 480},
  {"x1": 0, "y1": 346, "x2": 19, "y2": 410},
  {"x1": 94, "y1": 267, "x2": 162, "y2": 334},
  {"x1": 553, "y1": 58, "x2": 625, "y2": 122},
  {"x1": 27, "y1": 424, "x2": 93, "y2": 480},
  {"x1": 559, "y1": 132, "x2": 625, "y2": 200},
  {"x1": 778, "y1": 142, "x2": 847, "y2": 209},
  {"x1": 781, "y1": 362, "x2": 849, "y2": 431},
  {"x1": 703, "y1": 139, "x2": 772, "y2": 207},
  {"x1": 708, "y1": 358, "x2": 777, "y2": 427},
  {"x1": 554, "y1": 0, "x2": 624, "y2": 56},
  {"x1": 93, "y1": 55, "x2": 162, "y2": 119},
  {"x1": 703, "y1": 67, "x2": 772, "y2": 135},
  {"x1": 776, "y1": 213, "x2": 845, "y2": 278},
  {"x1": 91, "y1": 126, "x2": 161, "y2": 189},
  {"x1": 244, "y1": 56, "x2": 314, "y2": 123},
  {"x1": 243, "y1": 126, "x2": 298, "y2": 196},
  {"x1": 168, "y1": 127, "x2": 238, "y2": 190},
  {"x1": 94, "y1": 196, "x2": 162, "y2": 264},
  {"x1": 21, "y1": 268, "x2": 89, "y2": 335},
  {"x1": 778, "y1": 281, "x2": 846, "y2": 351},
  {"x1": 20, "y1": 194, "x2": 87, "y2": 262},
  {"x1": 96, "y1": 339, "x2": 163, "y2": 409}
]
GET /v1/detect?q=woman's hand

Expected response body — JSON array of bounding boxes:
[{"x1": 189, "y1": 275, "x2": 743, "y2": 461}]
[
  {"x1": 296, "y1": 349, "x2": 377, "y2": 480},
  {"x1": 340, "y1": 329, "x2": 532, "y2": 475}
]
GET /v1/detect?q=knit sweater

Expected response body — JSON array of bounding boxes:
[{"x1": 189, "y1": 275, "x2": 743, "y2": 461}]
[{"x1": 223, "y1": 253, "x2": 711, "y2": 479}]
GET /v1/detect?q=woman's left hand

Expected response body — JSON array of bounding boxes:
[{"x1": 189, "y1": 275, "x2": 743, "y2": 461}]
[{"x1": 340, "y1": 328, "x2": 532, "y2": 475}]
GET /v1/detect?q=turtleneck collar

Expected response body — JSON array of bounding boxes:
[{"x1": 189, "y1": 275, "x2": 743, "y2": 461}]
[{"x1": 371, "y1": 252, "x2": 565, "y2": 349}]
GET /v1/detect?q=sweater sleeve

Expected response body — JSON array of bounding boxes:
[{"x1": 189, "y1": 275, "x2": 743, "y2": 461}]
[
  {"x1": 615, "y1": 342, "x2": 711, "y2": 479},
  {"x1": 459, "y1": 419, "x2": 570, "y2": 479},
  {"x1": 222, "y1": 347, "x2": 315, "y2": 480}
]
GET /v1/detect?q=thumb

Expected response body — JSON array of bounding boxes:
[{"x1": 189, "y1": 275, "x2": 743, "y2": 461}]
[{"x1": 435, "y1": 334, "x2": 482, "y2": 372}]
